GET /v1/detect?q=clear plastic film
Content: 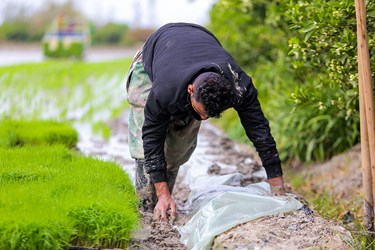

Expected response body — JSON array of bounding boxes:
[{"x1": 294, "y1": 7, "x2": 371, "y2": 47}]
[{"x1": 178, "y1": 182, "x2": 303, "y2": 250}]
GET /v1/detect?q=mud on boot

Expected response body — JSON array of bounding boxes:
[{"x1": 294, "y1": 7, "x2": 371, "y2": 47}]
[{"x1": 135, "y1": 159, "x2": 157, "y2": 212}]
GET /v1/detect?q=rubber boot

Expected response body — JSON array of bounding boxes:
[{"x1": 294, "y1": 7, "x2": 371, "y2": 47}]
[
  {"x1": 166, "y1": 170, "x2": 179, "y2": 195},
  {"x1": 135, "y1": 160, "x2": 180, "y2": 212},
  {"x1": 135, "y1": 159, "x2": 156, "y2": 212}
]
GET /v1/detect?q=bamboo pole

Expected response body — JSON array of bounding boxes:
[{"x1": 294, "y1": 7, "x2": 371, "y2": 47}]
[
  {"x1": 359, "y1": 65, "x2": 374, "y2": 231},
  {"x1": 355, "y1": 0, "x2": 375, "y2": 231}
]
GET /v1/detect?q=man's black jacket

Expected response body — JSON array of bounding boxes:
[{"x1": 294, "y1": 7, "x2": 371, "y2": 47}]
[{"x1": 141, "y1": 22, "x2": 282, "y2": 183}]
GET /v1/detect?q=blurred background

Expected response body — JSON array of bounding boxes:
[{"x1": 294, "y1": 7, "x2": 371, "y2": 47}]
[{"x1": 0, "y1": 0, "x2": 216, "y2": 64}]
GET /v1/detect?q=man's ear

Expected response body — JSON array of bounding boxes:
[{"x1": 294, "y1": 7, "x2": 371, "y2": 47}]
[{"x1": 187, "y1": 84, "x2": 194, "y2": 95}]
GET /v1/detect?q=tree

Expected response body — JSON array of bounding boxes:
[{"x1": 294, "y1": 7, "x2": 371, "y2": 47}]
[
  {"x1": 209, "y1": 0, "x2": 375, "y2": 162},
  {"x1": 0, "y1": 0, "x2": 83, "y2": 42}
]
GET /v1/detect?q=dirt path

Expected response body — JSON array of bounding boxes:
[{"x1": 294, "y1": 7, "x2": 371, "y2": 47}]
[{"x1": 78, "y1": 110, "x2": 353, "y2": 250}]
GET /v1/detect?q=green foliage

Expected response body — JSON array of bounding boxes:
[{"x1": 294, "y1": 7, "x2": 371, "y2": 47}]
[
  {"x1": 279, "y1": 0, "x2": 375, "y2": 162},
  {"x1": 278, "y1": 88, "x2": 360, "y2": 162},
  {"x1": 0, "y1": 120, "x2": 78, "y2": 148},
  {"x1": 0, "y1": 1, "x2": 82, "y2": 42},
  {"x1": 209, "y1": 0, "x2": 293, "y2": 150},
  {"x1": 43, "y1": 41, "x2": 85, "y2": 59},
  {"x1": 122, "y1": 28, "x2": 156, "y2": 46},
  {"x1": 69, "y1": 205, "x2": 137, "y2": 247},
  {"x1": 0, "y1": 145, "x2": 139, "y2": 249},
  {"x1": 349, "y1": 230, "x2": 375, "y2": 250},
  {"x1": 213, "y1": 109, "x2": 248, "y2": 144},
  {"x1": 0, "y1": 21, "x2": 39, "y2": 41},
  {"x1": 0, "y1": 1, "x2": 129, "y2": 45},
  {"x1": 209, "y1": 0, "x2": 375, "y2": 162},
  {"x1": 92, "y1": 121, "x2": 111, "y2": 140},
  {"x1": 208, "y1": 0, "x2": 288, "y2": 67},
  {"x1": 0, "y1": 222, "x2": 74, "y2": 250},
  {"x1": 209, "y1": 0, "x2": 297, "y2": 159},
  {"x1": 92, "y1": 23, "x2": 129, "y2": 45}
]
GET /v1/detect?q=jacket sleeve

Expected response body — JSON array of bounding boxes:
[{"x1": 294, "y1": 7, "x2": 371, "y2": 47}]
[
  {"x1": 142, "y1": 90, "x2": 171, "y2": 183},
  {"x1": 234, "y1": 81, "x2": 283, "y2": 179}
]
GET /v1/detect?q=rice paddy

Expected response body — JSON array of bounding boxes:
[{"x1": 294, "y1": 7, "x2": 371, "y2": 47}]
[{"x1": 0, "y1": 58, "x2": 139, "y2": 249}]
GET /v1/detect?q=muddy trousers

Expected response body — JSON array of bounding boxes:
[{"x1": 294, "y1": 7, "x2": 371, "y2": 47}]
[
  {"x1": 125, "y1": 48, "x2": 201, "y2": 212},
  {"x1": 135, "y1": 160, "x2": 179, "y2": 212}
]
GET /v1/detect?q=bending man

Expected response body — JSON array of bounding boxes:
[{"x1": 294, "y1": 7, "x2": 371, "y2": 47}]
[{"x1": 125, "y1": 22, "x2": 285, "y2": 222}]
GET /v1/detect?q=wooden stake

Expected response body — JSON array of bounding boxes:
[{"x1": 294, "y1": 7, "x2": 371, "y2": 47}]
[
  {"x1": 355, "y1": 0, "x2": 375, "y2": 231},
  {"x1": 359, "y1": 65, "x2": 374, "y2": 231}
]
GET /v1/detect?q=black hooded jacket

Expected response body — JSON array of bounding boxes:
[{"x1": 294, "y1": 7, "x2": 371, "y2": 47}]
[{"x1": 141, "y1": 23, "x2": 282, "y2": 183}]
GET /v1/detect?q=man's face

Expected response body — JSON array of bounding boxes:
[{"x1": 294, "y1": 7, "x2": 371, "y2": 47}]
[
  {"x1": 190, "y1": 94, "x2": 208, "y2": 120},
  {"x1": 188, "y1": 83, "x2": 208, "y2": 120}
]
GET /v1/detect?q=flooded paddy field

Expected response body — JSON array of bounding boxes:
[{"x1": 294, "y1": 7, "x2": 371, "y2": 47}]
[
  {"x1": 0, "y1": 42, "x2": 138, "y2": 66},
  {"x1": 0, "y1": 50, "x2": 353, "y2": 249}
]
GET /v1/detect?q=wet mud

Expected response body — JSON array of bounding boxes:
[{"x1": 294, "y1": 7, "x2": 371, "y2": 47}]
[
  {"x1": 79, "y1": 110, "x2": 352, "y2": 250},
  {"x1": 213, "y1": 208, "x2": 352, "y2": 250}
]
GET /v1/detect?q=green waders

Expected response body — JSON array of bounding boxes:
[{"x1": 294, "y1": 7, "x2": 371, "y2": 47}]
[{"x1": 125, "y1": 48, "x2": 201, "y2": 211}]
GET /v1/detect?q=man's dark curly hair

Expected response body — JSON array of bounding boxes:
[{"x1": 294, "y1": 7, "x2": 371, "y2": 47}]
[{"x1": 193, "y1": 72, "x2": 232, "y2": 118}]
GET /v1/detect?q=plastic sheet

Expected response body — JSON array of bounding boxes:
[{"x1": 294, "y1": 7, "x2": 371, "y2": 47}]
[
  {"x1": 189, "y1": 173, "x2": 243, "y2": 190},
  {"x1": 178, "y1": 182, "x2": 303, "y2": 250},
  {"x1": 187, "y1": 180, "x2": 268, "y2": 213}
]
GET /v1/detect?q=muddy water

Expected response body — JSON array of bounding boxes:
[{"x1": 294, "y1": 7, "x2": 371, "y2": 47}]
[{"x1": 0, "y1": 43, "x2": 137, "y2": 66}]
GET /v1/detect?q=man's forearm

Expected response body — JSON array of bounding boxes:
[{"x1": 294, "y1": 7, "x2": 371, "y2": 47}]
[
  {"x1": 154, "y1": 181, "x2": 171, "y2": 198},
  {"x1": 153, "y1": 181, "x2": 177, "y2": 223}
]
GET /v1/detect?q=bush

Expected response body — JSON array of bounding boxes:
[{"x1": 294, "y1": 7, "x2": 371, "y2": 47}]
[
  {"x1": 42, "y1": 41, "x2": 85, "y2": 59},
  {"x1": 123, "y1": 28, "x2": 155, "y2": 46},
  {"x1": 0, "y1": 145, "x2": 139, "y2": 249},
  {"x1": 208, "y1": 0, "x2": 288, "y2": 67},
  {"x1": 208, "y1": 0, "x2": 296, "y2": 159},
  {"x1": 279, "y1": 0, "x2": 375, "y2": 161},
  {"x1": 1, "y1": 21, "x2": 32, "y2": 41},
  {"x1": 92, "y1": 23, "x2": 129, "y2": 45},
  {"x1": 0, "y1": 120, "x2": 78, "y2": 148},
  {"x1": 209, "y1": 0, "x2": 375, "y2": 162},
  {"x1": 0, "y1": 1, "x2": 82, "y2": 43}
]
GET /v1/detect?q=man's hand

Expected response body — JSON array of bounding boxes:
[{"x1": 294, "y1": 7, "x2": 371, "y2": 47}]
[
  {"x1": 153, "y1": 182, "x2": 177, "y2": 223},
  {"x1": 268, "y1": 176, "x2": 286, "y2": 196}
]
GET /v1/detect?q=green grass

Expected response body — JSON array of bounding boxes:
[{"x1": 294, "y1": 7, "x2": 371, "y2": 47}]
[
  {"x1": 0, "y1": 120, "x2": 78, "y2": 148},
  {"x1": 0, "y1": 145, "x2": 139, "y2": 249}
]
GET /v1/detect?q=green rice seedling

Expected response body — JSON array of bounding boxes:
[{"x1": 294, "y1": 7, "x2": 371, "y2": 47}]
[
  {"x1": 0, "y1": 59, "x2": 131, "y2": 125},
  {"x1": 0, "y1": 222, "x2": 75, "y2": 250},
  {"x1": 0, "y1": 120, "x2": 78, "y2": 148},
  {"x1": 0, "y1": 145, "x2": 139, "y2": 249},
  {"x1": 68, "y1": 204, "x2": 139, "y2": 248},
  {"x1": 92, "y1": 121, "x2": 111, "y2": 140}
]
